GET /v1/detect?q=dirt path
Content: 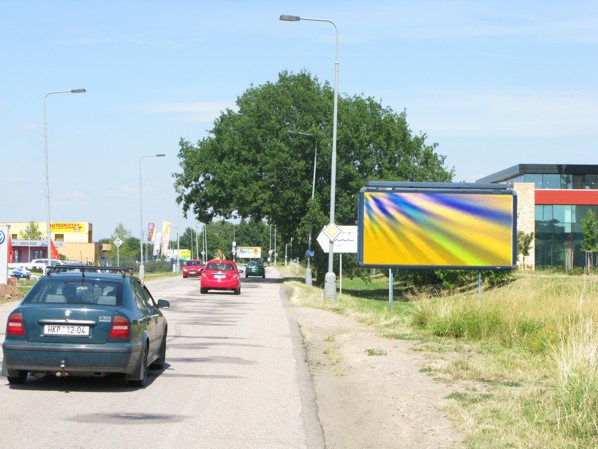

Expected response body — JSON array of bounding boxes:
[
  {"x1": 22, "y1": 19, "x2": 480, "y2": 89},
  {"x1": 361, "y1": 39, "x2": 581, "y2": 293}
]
[{"x1": 292, "y1": 306, "x2": 464, "y2": 449}]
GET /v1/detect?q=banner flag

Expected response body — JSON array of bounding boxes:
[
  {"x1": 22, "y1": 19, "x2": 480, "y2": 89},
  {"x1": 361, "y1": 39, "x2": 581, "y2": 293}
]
[
  {"x1": 161, "y1": 221, "x2": 171, "y2": 255},
  {"x1": 50, "y1": 239, "x2": 60, "y2": 260},
  {"x1": 8, "y1": 234, "x2": 14, "y2": 263},
  {"x1": 147, "y1": 222, "x2": 156, "y2": 242},
  {"x1": 153, "y1": 231, "x2": 162, "y2": 257}
]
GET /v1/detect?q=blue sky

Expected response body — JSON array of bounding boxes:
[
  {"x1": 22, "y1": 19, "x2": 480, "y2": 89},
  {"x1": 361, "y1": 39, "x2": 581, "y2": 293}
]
[{"x1": 2, "y1": 0, "x2": 597, "y2": 241}]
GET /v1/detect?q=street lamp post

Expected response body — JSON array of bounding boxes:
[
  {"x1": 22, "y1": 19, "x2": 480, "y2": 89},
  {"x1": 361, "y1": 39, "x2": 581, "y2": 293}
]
[
  {"x1": 288, "y1": 130, "x2": 317, "y2": 286},
  {"x1": 44, "y1": 88, "x2": 86, "y2": 269},
  {"x1": 139, "y1": 154, "x2": 165, "y2": 280},
  {"x1": 280, "y1": 14, "x2": 339, "y2": 300}
]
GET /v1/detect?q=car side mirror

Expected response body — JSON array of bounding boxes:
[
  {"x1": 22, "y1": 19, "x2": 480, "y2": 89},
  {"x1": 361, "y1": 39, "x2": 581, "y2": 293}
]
[
  {"x1": 157, "y1": 299, "x2": 170, "y2": 309},
  {"x1": 238, "y1": 269, "x2": 244, "y2": 273}
]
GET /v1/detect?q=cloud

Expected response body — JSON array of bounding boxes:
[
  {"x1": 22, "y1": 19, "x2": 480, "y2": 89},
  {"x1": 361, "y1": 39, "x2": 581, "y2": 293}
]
[
  {"x1": 406, "y1": 89, "x2": 598, "y2": 137},
  {"x1": 128, "y1": 101, "x2": 235, "y2": 123}
]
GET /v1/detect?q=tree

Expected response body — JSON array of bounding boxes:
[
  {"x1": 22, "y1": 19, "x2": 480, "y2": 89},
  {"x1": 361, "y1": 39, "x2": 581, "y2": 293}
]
[
  {"x1": 174, "y1": 71, "x2": 454, "y2": 284},
  {"x1": 580, "y1": 209, "x2": 598, "y2": 274},
  {"x1": 517, "y1": 231, "x2": 535, "y2": 270},
  {"x1": 19, "y1": 220, "x2": 43, "y2": 240}
]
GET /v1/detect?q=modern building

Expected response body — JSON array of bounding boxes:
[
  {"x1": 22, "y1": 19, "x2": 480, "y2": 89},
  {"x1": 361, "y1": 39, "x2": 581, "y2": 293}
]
[
  {"x1": 1, "y1": 221, "x2": 97, "y2": 264},
  {"x1": 478, "y1": 164, "x2": 598, "y2": 270}
]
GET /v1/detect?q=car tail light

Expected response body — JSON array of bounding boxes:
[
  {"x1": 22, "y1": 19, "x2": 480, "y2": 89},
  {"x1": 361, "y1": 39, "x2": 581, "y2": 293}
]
[
  {"x1": 7, "y1": 312, "x2": 25, "y2": 336},
  {"x1": 108, "y1": 315, "x2": 130, "y2": 339}
]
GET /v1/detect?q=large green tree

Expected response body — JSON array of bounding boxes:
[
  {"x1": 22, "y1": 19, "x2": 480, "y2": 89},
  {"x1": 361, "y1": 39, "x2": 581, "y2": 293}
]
[{"x1": 174, "y1": 71, "x2": 454, "y2": 283}]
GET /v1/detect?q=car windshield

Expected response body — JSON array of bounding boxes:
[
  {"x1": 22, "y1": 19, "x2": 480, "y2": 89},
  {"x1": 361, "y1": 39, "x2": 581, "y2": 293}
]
[
  {"x1": 206, "y1": 262, "x2": 235, "y2": 271},
  {"x1": 186, "y1": 260, "x2": 202, "y2": 266},
  {"x1": 25, "y1": 279, "x2": 123, "y2": 306}
]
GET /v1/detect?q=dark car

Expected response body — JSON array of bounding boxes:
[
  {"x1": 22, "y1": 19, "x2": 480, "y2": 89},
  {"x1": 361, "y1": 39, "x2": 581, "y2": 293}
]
[
  {"x1": 182, "y1": 259, "x2": 204, "y2": 278},
  {"x1": 245, "y1": 260, "x2": 265, "y2": 279},
  {"x1": 2, "y1": 265, "x2": 169, "y2": 388},
  {"x1": 200, "y1": 259, "x2": 242, "y2": 295}
]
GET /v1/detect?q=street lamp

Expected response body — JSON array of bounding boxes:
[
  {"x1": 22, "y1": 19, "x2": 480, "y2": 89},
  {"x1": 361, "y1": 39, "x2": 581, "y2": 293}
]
[
  {"x1": 280, "y1": 14, "x2": 339, "y2": 300},
  {"x1": 139, "y1": 153, "x2": 165, "y2": 280},
  {"x1": 44, "y1": 88, "x2": 86, "y2": 269},
  {"x1": 288, "y1": 130, "x2": 317, "y2": 286}
]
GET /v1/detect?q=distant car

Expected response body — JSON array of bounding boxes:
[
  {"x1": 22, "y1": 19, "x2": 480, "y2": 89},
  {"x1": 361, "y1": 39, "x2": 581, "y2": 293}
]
[
  {"x1": 200, "y1": 259, "x2": 242, "y2": 295},
  {"x1": 2, "y1": 265, "x2": 170, "y2": 387},
  {"x1": 11, "y1": 267, "x2": 32, "y2": 279},
  {"x1": 182, "y1": 259, "x2": 204, "y2": 278},
  {"x1": 245, "y1": 260, "x2": 265, "y2": 279}
]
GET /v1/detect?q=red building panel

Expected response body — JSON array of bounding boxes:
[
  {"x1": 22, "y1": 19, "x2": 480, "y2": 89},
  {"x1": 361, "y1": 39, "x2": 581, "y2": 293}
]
[{"x1": 535, "y1": 189, "x2": 598, "y2": 205}]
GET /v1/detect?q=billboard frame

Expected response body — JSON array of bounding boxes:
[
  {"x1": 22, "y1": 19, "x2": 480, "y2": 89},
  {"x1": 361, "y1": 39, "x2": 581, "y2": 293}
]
[{"x1": 358, "y1": 182, "x2": 517, "y2": 270}]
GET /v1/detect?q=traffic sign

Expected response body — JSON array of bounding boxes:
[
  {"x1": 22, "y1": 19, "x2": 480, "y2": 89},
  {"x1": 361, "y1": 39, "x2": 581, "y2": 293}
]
[
  {"x1": 305, "y1": 250, "x2": 315, "y2": 257},
  {"x1": 321, "y1": 223, "x2": 342, "y2": 242},
  {"x1": 317, "y1": 226, "x2": 357, "y2": 253},
  {"x1": 113, "y1": 237, "x2": 123, "y2": 247}
]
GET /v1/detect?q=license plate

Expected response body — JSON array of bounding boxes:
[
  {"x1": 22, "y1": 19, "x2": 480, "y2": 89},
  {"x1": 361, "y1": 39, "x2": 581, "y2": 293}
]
[
  {"x1": 44, "y1": 324, "x2": 90, "y2": 336},
  {"x1": 214, "y1": 274, "x2": 225, "y2": 279}
]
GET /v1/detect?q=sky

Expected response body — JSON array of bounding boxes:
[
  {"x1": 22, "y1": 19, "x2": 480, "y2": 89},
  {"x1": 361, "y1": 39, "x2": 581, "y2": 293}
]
[{"x1": 1, "y1": 0, "x2": 597, "y2": 241}]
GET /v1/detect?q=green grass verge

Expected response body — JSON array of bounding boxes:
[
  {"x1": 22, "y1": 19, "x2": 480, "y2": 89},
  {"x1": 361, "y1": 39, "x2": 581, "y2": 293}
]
[{"x1": 281, "y1": 265, "x2": 598, "y2": 449}]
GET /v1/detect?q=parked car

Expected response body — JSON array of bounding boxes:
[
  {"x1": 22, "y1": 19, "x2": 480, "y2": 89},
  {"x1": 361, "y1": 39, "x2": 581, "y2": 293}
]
[
  {"x1": 2, "y1": 265, "x2": 170, "y2": 387},
  {"x1": 11, "y1": 267, "x2": 32, "y2": 279},
  {"x1": 182, "y1": 259, "x2": 204, "y2": 278},
  {"x1": 200, "y1": 259, "x2": 242, "y2": 295},
  {"x1": 245, "y1": 260, "x2": 265, "y2": 279}
]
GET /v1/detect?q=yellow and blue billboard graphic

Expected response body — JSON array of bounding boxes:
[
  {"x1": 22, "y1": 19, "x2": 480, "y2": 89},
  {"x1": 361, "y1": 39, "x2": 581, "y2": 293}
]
[{"x1": 358, "y1": 185, "x2": 517, "y2": 269}]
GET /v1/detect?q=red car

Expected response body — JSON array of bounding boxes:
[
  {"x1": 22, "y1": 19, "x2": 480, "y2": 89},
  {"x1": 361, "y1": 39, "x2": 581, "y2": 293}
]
[
  {"x1": 200, "y1": 259, "x2": 241, "y2": 295},
  {"x1": 182, "y1": 259, "x2": 204, "y2": 278}
]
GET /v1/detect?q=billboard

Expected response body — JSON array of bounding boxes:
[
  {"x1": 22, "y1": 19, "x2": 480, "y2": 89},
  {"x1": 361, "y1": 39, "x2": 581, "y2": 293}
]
[
  {"x1": 237, "y1": 246, "x2": 262, "y2": 259},
  {"x1": 358, "y1": 184, "x2": 517, "y2": 270}
]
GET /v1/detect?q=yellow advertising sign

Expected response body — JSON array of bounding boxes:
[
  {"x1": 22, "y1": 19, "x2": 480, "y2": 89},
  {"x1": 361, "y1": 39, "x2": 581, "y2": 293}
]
[{"x1": 50, "y1": 222, "x2": 87, "y2": 233}]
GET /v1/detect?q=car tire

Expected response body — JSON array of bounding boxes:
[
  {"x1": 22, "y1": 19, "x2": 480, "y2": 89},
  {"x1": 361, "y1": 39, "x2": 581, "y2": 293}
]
[
  {"x1": 262, "y1": 274, "x2": 265, "y2": 279},
  {"x1": 150, "y1": 331, "x2": 167, "y2": 369},
  {"x1": 127, "y1": 344, "x2": 148, "y2": 388},
  {"x1": 234, "y1": 287, "x2": 241, "y2": 295},
  {"x1": 200, "y1": 288, "x2": 207, "y2": 294},
  {"x1": 7, "y1": 370, "x2": 28, "y2": 384}
]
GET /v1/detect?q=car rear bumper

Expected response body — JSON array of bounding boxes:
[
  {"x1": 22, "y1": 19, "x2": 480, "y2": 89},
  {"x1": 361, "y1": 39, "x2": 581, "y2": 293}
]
[
  {"x1": 2, "y1": 341, "x2": 142, "y2": 375},
  {"x1": 200, "y1": 280, "x2": 239, "y2": 290}
]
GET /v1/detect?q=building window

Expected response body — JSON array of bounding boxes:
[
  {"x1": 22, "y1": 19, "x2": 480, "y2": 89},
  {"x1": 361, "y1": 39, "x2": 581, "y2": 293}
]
[
  {"x1": 524, "y1": 174, "x2": 542, "y2": 188},
  {"x1": 54, "y1": 234, "x2": 65, "y2": 242}
]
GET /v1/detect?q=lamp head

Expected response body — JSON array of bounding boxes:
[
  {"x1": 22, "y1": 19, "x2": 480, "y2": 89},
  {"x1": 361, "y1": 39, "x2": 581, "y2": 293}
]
[
  {"x1": 279, "y1": 14, "x2": 300, "y2": 21},
  {"x1": 71, "y1": 89, "x2": 86, "y2": 94}
]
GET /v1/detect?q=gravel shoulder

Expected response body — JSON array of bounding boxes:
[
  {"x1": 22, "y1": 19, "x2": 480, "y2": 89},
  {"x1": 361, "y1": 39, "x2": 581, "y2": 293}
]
[{"x1": 291, "y1": 304, "x2": 464, "y2": 449}]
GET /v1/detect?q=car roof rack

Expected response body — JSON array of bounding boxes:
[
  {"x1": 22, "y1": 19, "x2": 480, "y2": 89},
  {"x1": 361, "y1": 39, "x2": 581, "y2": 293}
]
[{"x1": 46, "y1": 265, "x2": 135, "y2": 277}]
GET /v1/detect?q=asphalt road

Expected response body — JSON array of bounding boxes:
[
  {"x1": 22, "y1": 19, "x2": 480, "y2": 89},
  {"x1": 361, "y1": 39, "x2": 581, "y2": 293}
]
[{"x1": 0, "y1": 269, "x2": 324, "y2": 449}]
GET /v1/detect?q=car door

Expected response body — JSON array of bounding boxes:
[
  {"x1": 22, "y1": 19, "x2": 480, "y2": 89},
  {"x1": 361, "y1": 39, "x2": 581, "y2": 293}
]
[{"x1": 131, "y1": 279, "x2": 162, "y2": 360}]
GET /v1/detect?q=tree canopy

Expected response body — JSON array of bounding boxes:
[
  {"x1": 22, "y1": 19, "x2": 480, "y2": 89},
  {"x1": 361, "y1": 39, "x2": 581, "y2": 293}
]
[{"x1": 174, "y1": 71, "x2": 454, "y2": 281}]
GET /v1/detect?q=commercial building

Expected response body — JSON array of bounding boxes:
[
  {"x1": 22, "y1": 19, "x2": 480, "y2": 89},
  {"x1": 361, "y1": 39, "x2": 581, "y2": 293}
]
[
  {"x1": 478, "y1": 164, "x2": 598, "y2": 270},
  {"x1": 2, "y1": 221, "x2": 96, "y2": 264}
]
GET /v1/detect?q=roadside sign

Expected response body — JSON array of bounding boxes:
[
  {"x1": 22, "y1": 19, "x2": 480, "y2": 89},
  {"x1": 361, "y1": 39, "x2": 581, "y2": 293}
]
[
  {"x1": 305, "y1": 250, "x2": 315, "y2": 257},
  {"x1": 113, "y1": 237, "x2": 123, "y2": 247},
  {"x1": 317, "y1": 226, "x2": 357, "y2": 253},
  {"x1": 321, "y1": 223, "x2": 342, "y2": 242}
]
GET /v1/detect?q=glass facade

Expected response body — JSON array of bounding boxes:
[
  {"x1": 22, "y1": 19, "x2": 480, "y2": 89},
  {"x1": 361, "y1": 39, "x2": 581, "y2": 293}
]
[
  {"x1": 508, "y1": 173, "x2": 597, "y2": 190},
  {"x1": 535, "y1": 204, "x2": 598, "y2": 269}
]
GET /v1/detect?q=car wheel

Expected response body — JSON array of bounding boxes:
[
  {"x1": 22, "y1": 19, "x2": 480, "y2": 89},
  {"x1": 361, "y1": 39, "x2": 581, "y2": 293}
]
[
  {"x1": 127, "y1": 344, "x2": 148, "y2": 388},
  {"x1": 245, "y1": 273, "x2": 248, "y2": 278},
  {"x1": 200, "y1": 287, "x2": 207, "y2": 294},
  {"x1": 150, "y1": 331, "x2": 167, "y2": 369},
  {"x1": 262, "y1": 273, "x2": 265, "y2": 279},
  {"x1": 234, "y1": 287, "x2": 241, "y2": 295},
  {"x1": 7, "y1": 370, "x2": 28, "y2": 384}
]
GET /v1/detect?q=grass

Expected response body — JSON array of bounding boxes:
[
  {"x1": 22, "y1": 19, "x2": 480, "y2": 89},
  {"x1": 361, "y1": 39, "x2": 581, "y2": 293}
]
[{"x1": 281, "y1": 265, "x2": 598, "y2": 449}]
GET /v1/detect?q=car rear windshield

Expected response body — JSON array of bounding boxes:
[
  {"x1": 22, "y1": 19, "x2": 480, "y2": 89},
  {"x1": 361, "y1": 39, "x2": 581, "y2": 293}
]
[
  {"x1": 25, "y1": 278, "x2": 123, "y2": 306},
  {"x1": 206, "y1": 262, "x2": 235, "y2": 271},
  {"x1": 186, "y1": 260, "x2": 202, "y2": 266}
]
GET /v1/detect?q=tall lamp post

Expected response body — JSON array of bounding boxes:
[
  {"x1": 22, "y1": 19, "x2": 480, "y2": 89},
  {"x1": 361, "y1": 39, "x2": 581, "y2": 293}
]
[
  {"x1": 139, "y1": 153, "x2": 165, "y2": 280},
  {"x1": 288, "y1": 130, "x2": 317, "y2": 286},
  {"x1": 280, "y1": 14, "x2": 339, "y2": 300},
  {"x1": 44, "y1": 88, "x2": 86, "y2": 269}
]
